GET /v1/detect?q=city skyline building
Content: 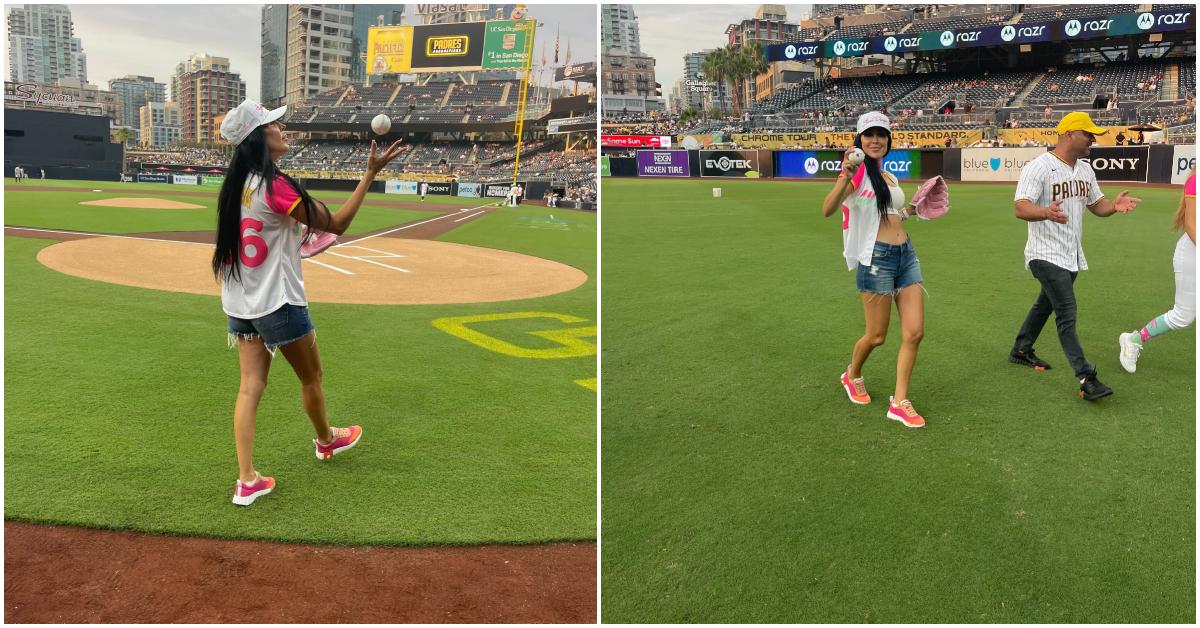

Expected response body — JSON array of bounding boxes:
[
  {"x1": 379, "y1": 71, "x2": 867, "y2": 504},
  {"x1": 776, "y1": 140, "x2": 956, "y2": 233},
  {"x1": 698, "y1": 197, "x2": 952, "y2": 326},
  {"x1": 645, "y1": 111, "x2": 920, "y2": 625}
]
[{"x1": 6, "y1": 4, "x2": 87, "y2": 84}]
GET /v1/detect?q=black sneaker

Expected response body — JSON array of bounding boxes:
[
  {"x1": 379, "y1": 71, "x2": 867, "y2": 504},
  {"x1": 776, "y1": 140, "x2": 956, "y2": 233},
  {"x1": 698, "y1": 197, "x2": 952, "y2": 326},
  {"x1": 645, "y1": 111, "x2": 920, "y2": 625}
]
[
  {"x1": 1079, "y1": 373, "x2": 1113, "y2": 401},
  {"x1": 1009, "y1": 347, "x2": 1052, "y2": 371}
]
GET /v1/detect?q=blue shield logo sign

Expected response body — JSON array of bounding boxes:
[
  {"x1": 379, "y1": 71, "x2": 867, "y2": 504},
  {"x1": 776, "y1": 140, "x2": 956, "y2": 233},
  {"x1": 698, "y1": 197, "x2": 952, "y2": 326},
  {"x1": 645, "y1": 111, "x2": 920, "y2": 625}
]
[{"x1": 989, "y1": 158, "x2": 1001, "y2": 171}]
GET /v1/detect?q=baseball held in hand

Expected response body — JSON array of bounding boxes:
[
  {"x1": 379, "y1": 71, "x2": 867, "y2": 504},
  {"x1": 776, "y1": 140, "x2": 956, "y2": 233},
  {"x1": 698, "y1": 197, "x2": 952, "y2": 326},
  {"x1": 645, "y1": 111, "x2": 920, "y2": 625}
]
[
  {"x1": 848, "y1": 148, "x2": 865, "y2": 165},
  {"x1": 371, "y1": 114, "x2": 391, "y2": 135}
]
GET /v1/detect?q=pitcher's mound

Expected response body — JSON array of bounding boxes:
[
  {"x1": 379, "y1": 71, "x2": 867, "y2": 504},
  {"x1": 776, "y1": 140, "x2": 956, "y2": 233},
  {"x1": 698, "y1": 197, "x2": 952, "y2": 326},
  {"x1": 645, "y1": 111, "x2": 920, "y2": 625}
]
[
  {"x1": 36, "y1": 237, "x2": 587, "y2": 304},
  {"x1": 80, "y1": 198, "x2": 206, "y2": 209}
]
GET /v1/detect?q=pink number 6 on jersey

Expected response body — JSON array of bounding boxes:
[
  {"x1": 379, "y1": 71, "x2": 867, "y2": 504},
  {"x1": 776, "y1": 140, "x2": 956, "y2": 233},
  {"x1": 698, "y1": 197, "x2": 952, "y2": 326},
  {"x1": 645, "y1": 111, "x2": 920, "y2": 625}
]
[{"x1": 239, "y1": 218, "x2": 268, "y2": 267}]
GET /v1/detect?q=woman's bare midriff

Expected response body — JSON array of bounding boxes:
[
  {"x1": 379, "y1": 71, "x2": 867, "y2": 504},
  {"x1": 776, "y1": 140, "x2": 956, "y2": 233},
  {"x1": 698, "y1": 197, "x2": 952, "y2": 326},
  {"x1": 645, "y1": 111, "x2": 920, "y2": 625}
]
[{"x1": 875, "y1": 215, "x2": 908, "y2": 244}]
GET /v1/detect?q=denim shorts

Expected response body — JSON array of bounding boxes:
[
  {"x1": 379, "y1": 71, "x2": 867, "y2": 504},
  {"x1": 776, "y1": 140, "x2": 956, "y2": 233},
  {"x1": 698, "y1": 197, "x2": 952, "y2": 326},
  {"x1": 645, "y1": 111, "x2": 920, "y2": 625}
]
[
  {"x1": 856, "y1": 239, "x2": 924, "y2": 295},
  {"x1": 227, "y1": 303, "x2": 314, "y2": 350}
]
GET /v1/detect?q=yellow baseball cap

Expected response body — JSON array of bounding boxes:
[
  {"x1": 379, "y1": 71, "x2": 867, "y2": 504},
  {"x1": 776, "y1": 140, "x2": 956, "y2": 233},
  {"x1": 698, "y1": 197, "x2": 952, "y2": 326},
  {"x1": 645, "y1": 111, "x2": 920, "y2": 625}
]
[{"x1": 1056, "y1": 111, "x2": 1107, "y2": 135}]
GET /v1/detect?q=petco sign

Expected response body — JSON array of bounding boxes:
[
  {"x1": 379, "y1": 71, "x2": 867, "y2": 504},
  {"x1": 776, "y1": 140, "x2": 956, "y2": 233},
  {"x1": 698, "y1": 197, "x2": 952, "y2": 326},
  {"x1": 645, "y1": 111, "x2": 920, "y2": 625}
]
[
  {"x1": 699, "y1": 150, "x2": 760, "y2": 178},
  {"x1": 1171, "y1": 145, "x2": 1195, "y2": 185},
  {"x1": 961, "y1": 147, "x2": 1045, "y2": 182}
]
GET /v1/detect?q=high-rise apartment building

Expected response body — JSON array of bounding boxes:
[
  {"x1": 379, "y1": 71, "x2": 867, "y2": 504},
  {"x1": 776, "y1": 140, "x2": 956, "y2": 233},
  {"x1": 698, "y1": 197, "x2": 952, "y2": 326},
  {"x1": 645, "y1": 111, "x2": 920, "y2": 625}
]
[
  {"x1": 172, "y1": 54, "x2": 246, "y2": 143},
  {"x1": 109, "y1": 75, "x2": 166, "y2": 138},
  {"x1": 601, "y1": 4, "x2": 641, "y2": 54},
  {"x1": 262, "y1": 4, "x2": 405, "y2": 107},
  {"x1": 6, "y1": 4, "x2": 87, "y2": 84},
  {"x1": 681, "y1": 50, "x2": 732, "y2": 111},
  {"x1": 139, "y1": 101, "x2": 182, "y2": 148}
]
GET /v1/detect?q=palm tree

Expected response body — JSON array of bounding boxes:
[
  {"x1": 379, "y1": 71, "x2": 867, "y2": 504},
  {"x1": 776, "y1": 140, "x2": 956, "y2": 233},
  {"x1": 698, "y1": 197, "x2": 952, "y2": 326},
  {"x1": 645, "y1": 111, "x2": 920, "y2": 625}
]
[
  {"x1": 115, "y1": 127, "x2": 133, "y2": 146},
  {"x1": 700, "y1": 47, "x2": 731, "y2": 115},
  {"x1": 728, "y1": 41, "x2": 768, "y2": 114}
]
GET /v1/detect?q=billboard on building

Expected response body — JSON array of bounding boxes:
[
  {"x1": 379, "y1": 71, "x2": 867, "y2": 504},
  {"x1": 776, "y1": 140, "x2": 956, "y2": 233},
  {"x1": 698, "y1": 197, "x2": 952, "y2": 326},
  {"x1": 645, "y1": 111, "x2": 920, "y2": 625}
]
[
  {"x1": 481, "y1": 20, "x2": 534, "y2": 70},
  {"x1": 367, "y1": 26, "x2": 415, "y2": 74}
]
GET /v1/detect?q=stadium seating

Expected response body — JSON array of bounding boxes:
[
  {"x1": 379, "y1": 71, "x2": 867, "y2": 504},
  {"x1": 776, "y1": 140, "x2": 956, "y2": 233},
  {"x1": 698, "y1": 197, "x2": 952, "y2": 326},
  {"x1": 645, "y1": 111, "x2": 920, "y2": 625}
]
[{"x1": 1018, "y1": 4, "x2": 1136, "y2": 23}]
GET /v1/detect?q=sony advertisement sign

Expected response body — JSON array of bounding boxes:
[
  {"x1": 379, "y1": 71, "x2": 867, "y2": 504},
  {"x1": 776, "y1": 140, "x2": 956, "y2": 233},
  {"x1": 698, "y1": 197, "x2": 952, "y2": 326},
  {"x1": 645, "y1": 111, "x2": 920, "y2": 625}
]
[
  {"x1": 423, "y1": 181, "x2": 454, "y2": 195},
  {"x1": 1080, "y1": 146, "x2": 1149, "y2": 182}
]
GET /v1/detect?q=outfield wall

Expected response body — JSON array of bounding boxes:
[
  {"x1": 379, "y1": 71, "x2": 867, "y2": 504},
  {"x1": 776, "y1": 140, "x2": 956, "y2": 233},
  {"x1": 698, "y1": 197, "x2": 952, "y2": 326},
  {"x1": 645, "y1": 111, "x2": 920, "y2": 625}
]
[{"x1": 603, "y1": 146, "x2": 1195, "y2": 184}]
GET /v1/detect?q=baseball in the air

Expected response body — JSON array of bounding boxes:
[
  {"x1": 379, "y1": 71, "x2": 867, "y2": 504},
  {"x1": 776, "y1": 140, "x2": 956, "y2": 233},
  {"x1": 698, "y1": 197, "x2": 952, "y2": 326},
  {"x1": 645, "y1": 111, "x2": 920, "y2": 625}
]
[
  {"x1": 848, "y1": 148, "x2": 865, "y2": 165},
  {"x1": 371, "y1": 114, "x2": 392, "y2": 135}
]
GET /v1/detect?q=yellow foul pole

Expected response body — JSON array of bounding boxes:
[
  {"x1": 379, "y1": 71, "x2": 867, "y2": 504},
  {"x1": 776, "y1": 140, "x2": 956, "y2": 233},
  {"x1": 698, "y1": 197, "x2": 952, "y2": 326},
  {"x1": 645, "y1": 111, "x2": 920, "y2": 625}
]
[{"x1": 511, "y1": 19, "x2": 536, "y2": 186}]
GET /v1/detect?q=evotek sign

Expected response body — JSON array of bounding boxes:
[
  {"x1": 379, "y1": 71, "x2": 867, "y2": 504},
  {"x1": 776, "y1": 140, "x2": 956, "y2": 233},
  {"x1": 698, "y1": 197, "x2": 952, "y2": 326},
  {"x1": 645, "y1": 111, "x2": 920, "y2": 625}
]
[{"x1": 699, "y1": 150, "x2": 760, "y2": 178}]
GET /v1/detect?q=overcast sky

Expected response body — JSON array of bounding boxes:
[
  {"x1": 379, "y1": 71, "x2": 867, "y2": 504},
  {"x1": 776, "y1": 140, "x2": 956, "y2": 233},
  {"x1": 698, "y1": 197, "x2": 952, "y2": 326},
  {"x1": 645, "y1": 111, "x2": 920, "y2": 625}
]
[
  {"x1": 629, "y1": 4, "x2": 811, "y2": 98},
  {"x1": 6, "y1": 3, "x2": 596, "y2": 101}
]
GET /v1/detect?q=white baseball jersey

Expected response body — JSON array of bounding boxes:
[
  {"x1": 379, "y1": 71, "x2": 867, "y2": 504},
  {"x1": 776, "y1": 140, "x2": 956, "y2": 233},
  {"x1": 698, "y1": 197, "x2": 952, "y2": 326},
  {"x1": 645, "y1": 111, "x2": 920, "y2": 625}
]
[
  {"x1": 221, "y1": 173, "x2": 307, "y2": 319},
  {"x1": 1014, "y1": 151, "x2": 1104, "y2": 272}
]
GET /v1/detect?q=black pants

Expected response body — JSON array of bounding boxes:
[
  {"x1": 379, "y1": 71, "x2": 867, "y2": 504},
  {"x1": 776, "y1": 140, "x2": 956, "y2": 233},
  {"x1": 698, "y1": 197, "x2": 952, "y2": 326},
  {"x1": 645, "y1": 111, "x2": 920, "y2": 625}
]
[{"x1": 1013, "y1": 259, "x2": 1095, "y2": 379}]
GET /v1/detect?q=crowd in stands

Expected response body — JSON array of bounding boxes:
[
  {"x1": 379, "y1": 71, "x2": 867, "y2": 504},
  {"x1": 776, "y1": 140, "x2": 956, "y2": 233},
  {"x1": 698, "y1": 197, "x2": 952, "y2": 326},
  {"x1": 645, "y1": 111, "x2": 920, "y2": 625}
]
[{"x1": 129, "y1": 147, "x2": 231, "y2": 167}]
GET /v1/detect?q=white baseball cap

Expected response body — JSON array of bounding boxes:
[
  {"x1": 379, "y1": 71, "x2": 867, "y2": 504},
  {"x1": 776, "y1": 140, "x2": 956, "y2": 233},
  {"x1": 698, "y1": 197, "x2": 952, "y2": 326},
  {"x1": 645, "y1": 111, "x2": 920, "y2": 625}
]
[
  {"x1": 856, "y1": 111, "x2": 891, "y2": 135},
  {"x1": 220, "y1": 98, "x2": 287, "y2": 146}
]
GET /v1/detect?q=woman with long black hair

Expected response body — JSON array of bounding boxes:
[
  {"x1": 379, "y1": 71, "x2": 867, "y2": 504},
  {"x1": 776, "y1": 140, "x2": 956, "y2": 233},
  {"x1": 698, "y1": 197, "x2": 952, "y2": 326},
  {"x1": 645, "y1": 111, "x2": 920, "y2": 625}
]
[
  {"x1": 214, "y1": 99, "x2": 404, "y2": 505},
  {"x1": 821, "y1": 111, "x2": 929, "y2": 429}
]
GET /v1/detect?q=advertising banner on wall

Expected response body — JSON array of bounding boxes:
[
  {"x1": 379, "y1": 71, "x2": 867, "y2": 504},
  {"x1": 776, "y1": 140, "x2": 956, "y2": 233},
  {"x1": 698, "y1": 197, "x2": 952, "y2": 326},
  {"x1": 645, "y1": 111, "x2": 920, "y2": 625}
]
[
  {"x1": 1172, "y1": 145, "x2": 1196, "y2": 184},
  {"x1": 482, "y1": 20, "x2": 534, "y2": 70},
  {"x1": 765, "y1": 8, "x2": 1193, "y2": 60},
  {"x1": 1081, "y1": 146, "x2": 1149, "y2": 182},
  {"x1": 698, "y1": 150, "x2": 761, "y2": 178},
  {"x1": 171, "y1": 174, "x2": 198, "y2": 185},
  {"x1": 601, "y1": 134, "x2": 672, "y2": 148},
  {"x1": 732, "y1": 130, "x2": 980, "y2": 149},
  {"x1": 410, "y1": 21, "x2": 487, "y2": 72},
  {"x1": 423, "y1": 181, "x2": 455, "y2": 195},
  {"x1": 776, "y1": 150, "x2": 921, "y2": 179},
  {"x1": 367, "y1": 26, "x2": 414, "y2": 74},
  {"x1": 998, "y1": 127, "x2": 1139, "y2": 147},
  {"x1": 961, "y1": 147, "x2": 1046, "y2": 181},
  {"x1": 201, "y1": 175, "x2": 224, "y2": 187},
  {"x1": 137, "y1": 173, "x2": 169, "y2": 183},
  {"x1": 456, "y1": 182, "x2": 482, "y2": 197},
  {"x1": 555, "y1": 61, "x2": 597, "y2": 83},
  {"x1": 600, "y1": 155, "x2": 611, "y2": 177},
  {"x1": 385, "y1": 179, "x2": 419, "y2": 195},
  {"x1": 483, "y1": 183, "x2": 516, "y2": 198},
  {"x1": 635, "y1": 150, "x2": 690, "y2": 177}
]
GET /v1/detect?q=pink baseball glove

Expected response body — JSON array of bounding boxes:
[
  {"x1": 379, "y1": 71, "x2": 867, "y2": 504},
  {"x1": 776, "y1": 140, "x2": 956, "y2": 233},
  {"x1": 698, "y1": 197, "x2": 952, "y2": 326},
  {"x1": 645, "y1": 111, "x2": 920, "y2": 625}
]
[
  {"x1": 911, "y1": 175, "x2": 949, "y2": 220},
  {"x1": 299, "y1": 225, "x2": 338, "y2": 258}
]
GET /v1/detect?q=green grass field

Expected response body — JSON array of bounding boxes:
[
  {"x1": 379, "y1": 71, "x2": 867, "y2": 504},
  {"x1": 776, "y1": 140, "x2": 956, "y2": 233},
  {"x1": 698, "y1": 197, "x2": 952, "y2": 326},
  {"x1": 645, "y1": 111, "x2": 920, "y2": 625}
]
[
  {"x1": 5, "y1": 181, "x2": 596, "y2": 547},
  {"x1": 601, "y1": 178, "x2": 1194, "y2": 623}
]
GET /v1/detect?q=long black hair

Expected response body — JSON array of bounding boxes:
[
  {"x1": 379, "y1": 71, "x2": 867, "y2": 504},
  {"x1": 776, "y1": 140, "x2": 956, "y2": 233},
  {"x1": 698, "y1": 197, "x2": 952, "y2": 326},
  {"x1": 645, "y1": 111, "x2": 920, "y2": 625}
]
[
  {"x1": 853, "y1": 129, "x2": 893, "y2": 220},
  {"x1": 211, "y1": 125, "x2": 327, "y2": 283}
]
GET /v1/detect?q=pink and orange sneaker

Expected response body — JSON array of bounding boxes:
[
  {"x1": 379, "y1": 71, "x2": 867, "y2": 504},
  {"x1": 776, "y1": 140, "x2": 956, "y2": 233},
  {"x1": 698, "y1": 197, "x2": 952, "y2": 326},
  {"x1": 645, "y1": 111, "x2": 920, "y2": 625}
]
[
  {"x1": 314, "y1": 425, "x2": 363, "y2": 461},
  {"x1": 887, "y1": 397, "x2": 926, "y2": 428},
  {"x1": 232, "y1": 472, "x2": 275, "y2": 506},
  {"x1": 840, "y1": 367, "x2": 871, "y2": 405}
]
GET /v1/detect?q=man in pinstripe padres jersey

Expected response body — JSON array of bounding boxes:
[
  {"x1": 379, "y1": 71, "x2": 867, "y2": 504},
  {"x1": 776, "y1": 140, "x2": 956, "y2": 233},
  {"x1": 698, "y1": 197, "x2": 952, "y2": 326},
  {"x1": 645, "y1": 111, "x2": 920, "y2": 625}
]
[{"x1": 1009, "y1": 112, "x2": 1141, "y2": 401}]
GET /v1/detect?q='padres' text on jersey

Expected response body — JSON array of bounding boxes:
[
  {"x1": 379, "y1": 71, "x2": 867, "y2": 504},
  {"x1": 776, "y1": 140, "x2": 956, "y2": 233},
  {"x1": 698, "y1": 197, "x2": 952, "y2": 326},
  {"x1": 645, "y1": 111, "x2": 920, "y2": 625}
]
[{"x1": 1014, "y1": 151, "x2": 1104, "y2": 272}]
